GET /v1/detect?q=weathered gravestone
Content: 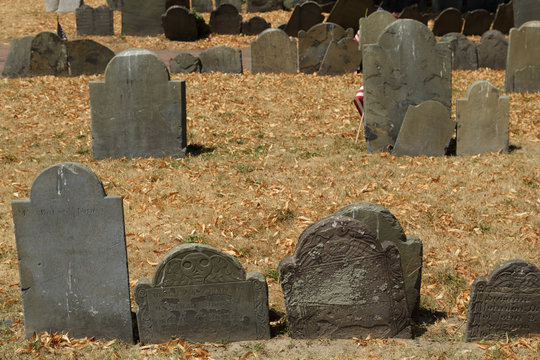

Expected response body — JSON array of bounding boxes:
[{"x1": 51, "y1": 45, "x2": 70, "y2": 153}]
[
  {"x1": 135, "y1": 244, "x2": 271, "y2": 344},
  {"x1": 90, "y1": 49, "x2": 187, "y2": 159},
  {"x1": 2, "y1": 36, "x2": 33, "y2": 78},
  {"x1": 284, "y1": 1, "x2": 325, "y2": 37},
  {"x1": 66, "y1": 40, "x2": 115, "y2": 76},
  {"x1": 432, "y1": 0, "x2": 463, "y2": 13},
  {"x1": 326, "y1": 0, "x2": 375, "y2": 32},
  {"x1": 279, "y1": 216, "x2": 411, "y2": 339},
  {"x1": 439, "y1": 32, "x2": 478, "y2": 70},
  {"x1": 318, "y1": 37, "x2": 361, "y2": 75},
  {"x1": 210, "y1": 4, "x2": 242, "y2": 35},
  {"x1": 192, "y1": 0, "x2": 213, "y2": 12},
  {"x1": 242, "y1": 16, "x2": 272, "y2": 35},
  {"x1": 215, "y1": 0, "x2": 242, "y2": 12},
  {"x1": 29, "y1": 32, "x2": 69, "y2": 77},
  {"x1": 170, "y1": 52, "x2": 202, "y2": 73},
  {"x1": 358, "y1": 10, "x2": 397, "y2": 53},
  {"x1": 46, "y1": 0, "x2": 83, "y2": 13},
  {"x1": 107, "y1": 0, "x2": 123, "y2": 10},
  {"x1": 465, "y1": 260, "x2": 540, "y2": 341},
  {"x1": 162, "y1": 6, "x2": 199, "y2": 41},
  {"x1": 76, "y1": 5, "x2": 114, "y2": 36},
  {"x1": 247, "y1": 0, "x2": 283, "y2": 12},
  {"x1": 122, "y1": 0, "x2": 166, "y2": 36},
  {"x1": 12, "y1": 163, "x2": 133, "y2": 342},
  {"x1": 199, "y1": 46, "x2": 243, "y2": 73},
  {"x1": 462, "y1": 9, "x2": 494, "y2": 35},
  {"x1": 166, "y1": 0, "x2": 190, "y2": 8},
  {"x1": 505, "y1": 21, "x2": 540, "y2": 93},
  {"x1": 456, "y1": 81, "x2": 509, "y2": 155},
  {"x1": 432, "y1": 7, "x2": 464, "y2": 36},
  {"x1": 492, "y1": 0, "x2": 514, "y2": 34},
  {"x1": 251, "y1": 29, "x2": 298, "y2": 74},
  {"x1": 513, "y1": 0, "x2": 540, "y2": 28},
  {"x1": 363, "y1": 20, "x2": 452, "y2": 153},
  {"x1": 477, "y1": 30, "x2": 507, "y2": 69},
  {"x1": 399, "y1": 4, "x2": 426, "y2": 24},
  {"x1": 334, "y1": 203, "x2": 422, "y2": 317}
]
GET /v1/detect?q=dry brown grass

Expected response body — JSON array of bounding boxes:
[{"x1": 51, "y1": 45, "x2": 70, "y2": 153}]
[{"x1": 1, "y1": 1, "x2": 540, "y2": 359}]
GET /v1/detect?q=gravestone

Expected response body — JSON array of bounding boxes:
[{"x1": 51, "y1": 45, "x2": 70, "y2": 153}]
[
  {"x1": 135, "y1": 244, "x2": 270, "y2": 344},
  {"x1": 279, "y1": 216, "x2": 411, "y2": 339},
  {"x1": 492, "y1": 0, "x2": 514, "y2": 34},
  {"x1": 199, "y1": 46, "x2": 243, "y2": 73},
  {"x1": 170, "y1": 52, "x2": 201, "y2": 73},
  {"x1": 318, "y1": 37, "x2": 361, "y2": 75},
  {"x1": 66, "y1": 40, "x2": 115, "y2": 76},
  {"x1": 326, "y1": 0, "x2": 375, "y2": 32},
  {"x1": 363, "y1": 20, "x2": 452, "y2": 153},
  {"x1": 215, "y1": 0, "x2": 242, "y2": 12},
  {"x1": 12, "y1": 162, "x2": 133, "y2": 342},
  {"x1": 399, "y1": 4, "x2": 425, "y2": 23},
  {"x1": 29, "y1": 32, "x2": 69, "y2": 77},
  {"x1": 45, "y1": 0, "x2": 59, "y2": 11},
  {"x1": 46, "y1": 0, "x2": 83, "y2": 13},
  {"x1": 107, "y1": 0, "x2": 123, "y2": 10},
  {"x1": 247, "y1": 0, "x2": 283, "y2": 12},
  {"x1": 76, "y1": 5, "x2": 114, "y2": 36},
  {"x1": 432, "y1": 8, "x2": 464, "y2": 36},
  {"x1": 334, "y1": 203, "x2": 422, "y2": 317},
  {"x1": 210, "y1": 4, "x2": 242, "y2": 35},
  {"x1": 90, "y1": 49, "x2": 187, "y2": 159},
  {"x1": 456, "y1": 81, "x2": 509, "y2": 155},
  {"x1": 162, "y1": 6, "x2": 199, "y2": 41},
  {"x1": 284, "y1": 2, "x2": 325, "y2": 37},
  {"x1": 513, "y1": 0, "x2": 540, "y2": 28},
  {"x1": 122, "y1": 0, "x2": 166, "y2": 36},
  {"x1": 432, "y1": 0, "x2": 462, "y2": 13},
  {"x1": 358, "y1": 10, "x2": 397, "y2": 53},
  {"x1": 2, "y1": 36, "x2": 33, "y2": 78},
  {"x1": 465, "y1": 260, "x2": 540, "y2": 341},
  {"x1": 477, "y1": 30, "x2": 507, "y2": 69},
  {"x1": 505, "y1": 21, "x2": 540, "y2": 93},
  {"x1": 192, "y1": 0, "x2": 213, "y2": 12},
  {"x1": 392, "y1": 100, "x2": 455, "y2": 157},
  {"x1": 166, "y1": 0, "x2": 190, "y2": 8},
  {"x1": 242, "y1": 16, "x2": 272, "y2": 35},
  {"x1": 439, "y1": 32, "x2": 478, "y2": 70},
  {"x1": 251, "y1": 29, "x2": 298, "y2": 74},
  {"x1": 462, "y1": 9, "x2": 494, "y2": 35}
]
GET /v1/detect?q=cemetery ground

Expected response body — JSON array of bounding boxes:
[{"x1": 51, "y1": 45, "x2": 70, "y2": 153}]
[{"x1": 0, "y1": 1, "x2": 539, "y2": 359}]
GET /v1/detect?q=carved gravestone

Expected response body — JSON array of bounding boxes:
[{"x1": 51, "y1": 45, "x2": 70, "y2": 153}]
[
  {"x1": 192, "y1": 0, "x2": 213, "y2": 12},
  {"x1": 358, "y1": 10, "x2": 397, "y2": 53},
  {"x1": 466, "y1": 260, "x2": 540, "y2": 341},
  {"x1": 2, "y1": 36, "x2": 33, "y2": 78},
  {"x1": 107, "y1": 0, "x2": 123, "y2": 10},
  {"x1": 166, "y1": 0, "x2": 190, "y2": 8},
  {"x1": 210, "y1": 4, "x2": 242, "y2": 35},
  {"x1": 392, "y1": 101, "x2": 455, "y2": 156},
  {"x1": 493, "y1": 0, "x2": 514, "y2": 34},
  {"x1": 284, "y1": 2, "x2": 325, "y2": 37},
  {"x1": 199, "y1": 46, "x2": 243, "y2": 73},
  {"x1": 432, "y1": 8, "x2": 464, "y2": 36},
  {"x1": 12, "y1": 163, "x2": 133, "y2": 342},
  {"x1": 477, "y1": 30, "x2": 507, "y2": 69},
  {"x1": 326, "y1": 0, "x2": 375, "y2": 32},
  {"x1": 122, "y1": 0, "x2": 166, "y2": 36},
  {"x1": 432, "y1": 0, "x2": 463, "y2": 13},
  {"x1": 318, "y1": 37, "x2": 361, "y2": 75},
  {"x1": 513, "y1": 0, "x2": 540, "y2": 28},
  {"x1": 215, "y1": 0, "x2": 242, "y2": 12},
  {"x1": 170, "y1": 52, "x2": 201, "y2": 73},
  {"x1": 363, "y1": 20, "x2": 452, "y2": 153},
  {"x1": 279, "y1": 216, "x2": 411, "y2": 339},
  {"x1": 463, "y1": 9, "x2": 494, "y2": 36},
  {"x1": 505, "y1": 21, "x2": 540, "y2": 93},
  {"x1": 334, "y1": 203, "x2": 422, "y2": 317},
  {"x1": 399, "y1": 4, "x2": 425, "y2": 23},
  {"x1": 439, "y1": 32, "x2": 478, "y2": 70},
  {"x1": 251, "y1": 29, "x2": 298, "y2": 74},
  {"x1": 90, "y1": 49, "x2": 186, "y2": 159},
  {"x1": 66, "y1": 40, "x2": 115, "y2": 76},
  {"x1": 456, "y1": 81, "x2": 509, "y2": 155},
  {"x1": 76, "y1": 5, "x2": 114, "y2": 36},
  {"x1": 247, "y1": 0, "x2": 283, "y2": 12},
  {"x1": 242, "y1": 16, "x2": 272, "y2": 36},
  {"x1": 162, "y1": 6, "x2": 199, "y2": 41},
  {"x1": 29, "y1": 32, "x2": 69, "y2": 77},
  {"x1": 135, "y1": 244, "x2": 270, "y2": 344}
]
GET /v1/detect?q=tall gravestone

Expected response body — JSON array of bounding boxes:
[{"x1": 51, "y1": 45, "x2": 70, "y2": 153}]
[
  {"x1": 477, "y1": 30, "x2": 507, "y2": 69},
  {"x1": 2, "y1": 36, "x2": 34, "y2": 78},
  {"x1": 284, "y1": 2, "x2": 325, "y2": 37},
  {"x1": 122, "y1": 0, "x2": 166, "y2": 36},
  {"x1": 505, "y1": 21, "x2": 540, "y2": 93},
  {"x1": 12, "y1": 163, "x2": 133, "y2": 342},
  {"x1": 90, "y1": 49, "x2": 187, "y2": 159},
  {"x1": 439, "y1": 32, "x2": 478, "y2": 70},
  {"x1": 358, "y1": 10, "x2": 397, "y2": 54},
  {"x1": 432, "y1": 7, "x2": 464, "y2": 36},
  {"x1": 251, "y1": 29, "x2": 298, "y2": 74},
  {"x1": 29, "y1": 32, "x2": 69, "y2": 77},
  {"x1": 513, "y1": 0, "x2": 540, "y2": 28},
  {"x1": 326, "y1": 0, "x2": 374, "y2": 32},
  {"x1": 466, "y1": 260, "x2": 540, "y2": 341},
  {"x1": 210, "y1": 4, "x2": 242, "y2": 35},
  {"x1": 66, "y1": 40, "x2": 115, "y2": 76},
  {"x1": 462, "y1": 9, "x2": 494, "y2": 36},
  {"x1": 76, "y1": 5, "x2": 114, "y2": 36},
  {"x1": 279, "y1": 216, "x2": 411, "y2": 339},
  {"x1": 492, "y1": 0, "x2": 514, "y2": 34},
  {"x1": 199, "y1": 46, "x2": 243, "y2": 73},
  {"x1": 318, "y1": 37, "x2": 361, "y2": 75},
  {"x1": 135, "y1": 244, "x2": 270, "y2": 344}
]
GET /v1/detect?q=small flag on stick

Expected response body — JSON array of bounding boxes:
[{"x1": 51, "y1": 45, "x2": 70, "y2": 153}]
[
  {"x1": 57, "y1": 17, "x2": 67, "y2": 41},
  {"x1": 354, "y1": 86, "x2": 364, "y2": 116}
]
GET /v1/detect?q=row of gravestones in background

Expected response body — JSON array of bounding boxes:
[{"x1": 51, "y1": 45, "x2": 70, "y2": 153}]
[{"x1": 12, "y1": 162, "x2": 540, "y2": 343}]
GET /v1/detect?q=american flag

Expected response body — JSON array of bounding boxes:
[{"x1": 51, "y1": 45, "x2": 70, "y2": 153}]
[
  {"x1": 57, "y1": 20, "x2": 67, "y2": 41},
  {"x1": 354, "y1": 86, "x2": 364, "y2": 117}
]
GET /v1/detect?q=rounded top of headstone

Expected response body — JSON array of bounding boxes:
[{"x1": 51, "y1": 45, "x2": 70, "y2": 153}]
[
  {"x1": 475, "y1": 259, "x2": 540, "y2": 290},
  {"x1": 465, "y1": 80, "x2": 500, "y2": 98},
  {"x1": 215, "y1": 3, "x2": 239, "y2": 14},
  {"x1": 481, "y1": 29, "x2": 506, "y2": 40},
  {"x1": 104, "y1": 48, "x2": 170, "y2": 82},
  {"x1": 256, "y1": 28, "x2": 289, "y2": 40},
  {"x1": 32, "y1": 31, "x2": 63, "y2": 45},
  {"x1": 520, "y1": 20, "x2": 540, "y2": 28},
  {"x1": 377, "y1": 19, "x2": 435, "y2": 48}
]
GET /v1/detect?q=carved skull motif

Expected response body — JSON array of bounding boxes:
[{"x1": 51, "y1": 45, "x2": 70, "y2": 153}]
[{"x1": 181, "y1": 252, "x2": 211, "y2": 283}]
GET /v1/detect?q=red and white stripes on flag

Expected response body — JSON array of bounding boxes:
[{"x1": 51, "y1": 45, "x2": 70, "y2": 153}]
[
  {"x1": 354, "y1": 86, "x2": 364, "y2": 117},
  {"x1": 354, "y1": 30, "x2": 360, "y2": 44}
]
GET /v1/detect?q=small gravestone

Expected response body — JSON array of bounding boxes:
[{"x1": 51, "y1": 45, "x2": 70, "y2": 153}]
[
  {"x1": 29, "y1": 32, "x2": 69, "y2": 77},
  {"x1": 2, "y1": 36, "x2": 33, "y2": 78},
  {"x1": 122, "y1": 0, "x2": 166, "y2": 36},
  {"x1": 439, "y1": 32, "x2": 478, "y2": 70},
  {"x1": 279, "y1": 216, "x2": 411, "y2": 339},
  {"x1": 492, "y1": 0, "x2": 514, "y2": 34},
  {"x1": 251, "y1": 29, "x2": 298, "y2": 74},
  {"x1": 456, "y1": 81, "x2": 509, "y2": 155},
  {"x1": 135, "y1": 244, "x2": 270, "y2": 344},
  {"x1": 318, "y1": 37, "x2": 361, "y2": 75},
  {"x1": 210, "y1": 4, "x2": 242, "y2": 35},
  {"x1": 242, "y1": 16, "x2": 272, "y2": 35},
  {"x1": 76, "y1": 5, "x2": 114, "y2": 36},
  {"x1": 477, "y1": 30, "x2": 507, "y2": 69},
  {"x1": 334, "y1": 203, "x2": 422, "y2": 317},
  {"x1": 513, "y1": 0, "x2": 540, "y2": 28},
  {"x1": 392, "y1": 100, "x2": 455, "y2": 157},
  {"x1": 358, "y1": 10, "x2": 397, "y2": 53},
  {"x1": 284, "y1": 2, "x2": 325, "y2": 37},
  {"x1": 399, "y1": 4, "x2": 424, "y2": 23},
  {"x1": 505, "y1": 21, "x2": 540, "y2": 93},
  {"x1": 466, "y1": 260, "x2": 540, "y2": 341},
  {"x1": 432, "y1": 8, "x2": 464, "y2": 36},
  {"x1": 432, "y1": 0, "x2": 463, "y2": 13},
  {"x1": 199, "y1": 46, "x2": 243, "y2": 73},
  {"x1": 462, "y1": 9, "x2": 494, "y2": 35},
  {"x1": 12, "y1": 163, "x2": 133, "y2": 342},
  {"x1": 326, "y1": 0, "x2": 375, "y2": 32},
  {"x1": 162, "y1": 6, "x2": 199, "y2": 41},
  {"x1": 90, "y1": 49, "x2": 187, "y2": 159},
  {"x1": 166, "y1": 0, "x2": 189, "y2": 8},
  {"x1": 66, "y1": 40, "x2": 115, "y2": 76},
  {"x1": 170, "y1": 52, "x2": 201, "y2": 73},
  {"x1": 215, "y1": 0, "x2": 242, "y2": 12},
  {"x1": 247, "y1": 0, "x2": 282, "y2": 12},
  {"x1": 107, "y1": 0, "x2": 123, "y2": 10}
]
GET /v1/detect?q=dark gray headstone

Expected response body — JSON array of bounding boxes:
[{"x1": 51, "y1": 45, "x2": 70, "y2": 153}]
[
  {"x1": 107, "y1": 0, "x2": 123, "y2": 10},
  {"x1": 398, "y1": 4, "x2": 425, "y2": 23},
  {"x1": 192, "y1": 0, "x2": 213, "y2": 12},
  {"x1": 432, "y1": 0, "x2": 463, "y2": 13},
  {"x1": 89, "y1": 49, "x2": 187, "y2": 159},
  {"x1": 2, "y1": 36, "x2": 33, "y2": 78},
  {"x1": 247, "y1": 0, "x2": 283, "y2": 12},
  {"x1": 122, "y1": 0, "x2": 166, "y2": 36},
  {"x1": 439, "y1": 32, "x2": 478, "y2": 70},
  {"x1": 29, "y1": 32, "x2": 69, "y2": 77},
  {"x1": 215, "y1": 0, "x2": 242, "y2": 12},
  {"x1": 242, "y1": 16, "x2": 272, "y2": 35},
  {"x1": 210, "y1": 4, "x2": 242, "y2": 35},
  {"x1": 462, "y1": 9, "x2": 494, "y2": 35},
  {"x1": 505, "y1": 21, "x2": 540, "y2": 93},
  {"x1": 466, "y1": 260, "x2": 540, "y2": 341},
  {"x1": 318, "y1": 37, "x2": 361, "y2": 75},
  {"x1": 199, "y1": 45, "x2": 243, "y2": 73},
  {"x1": 166, "y1": 0, "x2": 189, "y2": 8},
  {"x1": 358, "y1": 10, "x2": 397, "y2": 52},
  {"x1": 251, "y1": 29, "x2": 298, "y2": 74},
  {"x1": 284, "y1": 2, "x2": 325, "y2": 37},
  {"x1": 326, "y1": 0, "x2": 375, "y2": 32},
  {"x1": 334, "y1": 203, "x2": 422, "y2": 317},
  {"x1": 279, "y1": 216, "x2": 411, "y2": 339},
  {"x1": 12, "y1": 163, "x2": 133, "y2": 342},
  {"x1": 432, "y1": 8, "x2": 464, "y2": 36},
  {"x1": 135, "y1": 244, "x2": 270, "y2": 344},
  {"x1": 477, "y1": 30, "x2": 508, "y2": 69},
  {"x1": 66, "y1": 40, "x2": 115, "y2": 76},
  {"x1": 392, "y1": 100, "x2": 455, "y2": 157},
  {"x1": 492, "y1": 0, "x2": 514, "y2": 34},
  {"x1": 162, "y1": 6, "x2": 199, "y2": 41},
  {"x1": 169, "y1": 52, "x2": 201, "y2": 73},
  {"x1": 76, "y1": 5, "x2": 114, "y2": 36},
  {"x1": 513, "y1": 0, "x2": 540, "y2": 28}
]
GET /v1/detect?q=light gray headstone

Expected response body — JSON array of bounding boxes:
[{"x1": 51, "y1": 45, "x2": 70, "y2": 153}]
[
  {"x1": 76, "y1": 5, "x2": 114, "y2": 36},
  {"x1": 505, "y1": 21, "x2": 540, "y2": 93},
  {"x1": 284, "y1": 1, "x2": 325, "y2": 37},
  {"x1": 358, "y1": 10, "x2": 397, "y2": 53},
  {"x1": 12, "y1": 163, "x2": 133, "y2": 342},
  {"x1": 492, "y1": 0, "x2": 514, "y2": 34},
  {"x1": 199, "y1": 45, "x2": 243, "y2": 73},
  {"x1": 247, "y1": 0, "x2": 283, "y2": 12},
  {"x1": 192, "y1": 0, "x2": 214, "y2": 12},
  {"x1": 45, "y1": 0, "x2": 60, "y2": 12},
  {"x1": 477, "y1": 30, "x2": 507, "y2": 69},
  {"x1": 439, "y1": 32, "x2": 478, "y2": 70},
  {"x1": 456, "y1": 81, "x2": 509, "y2": 155},
  {"x1": 318, "y1": 37, "x2": 361, "y2": 75},
  {"x1": 215, "y1": 0, "x2": 242, "y2": 12},
  {"x1": 170, "y1": 52, "x2": 201, "y2": 73},
  {"x1": 66, "y1": 40, "x2": 115, "y2": 76},
  {"x1": 251, "y1": 29, "x2": 298, "y2": 74},
  {"x1": 462, "y1": 9, "x2": 494, "y2": 36},
  {"x1": 2, "y1": 36, "x2": 33, "y2": 78},
  {"x1": 326, "y1": 0, "x2": 374, "y2": 32},
  {"x1": 57, "y1": 0, "x2": 83, "y2": 13},
  {"x1": 513, "y1": 0, "x2": 540, "y2": 28},
  {"x1": 29, "y1": 32, "x2": 69, "y2": 77},
  {"x1": 210, "y1": 4, "x2": 242, "y2": 35},
  {"x1": 90, "y1": 49, "x2": 187, "y2": 159},
  {"x1": 135, "y1": 244, "x2": 270, "y2": 344},
  {"x1": 122, "y1": 0, "x2": 166, "y2": 36}
]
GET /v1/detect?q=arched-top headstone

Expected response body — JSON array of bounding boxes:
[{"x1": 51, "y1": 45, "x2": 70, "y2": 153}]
[
  {"x1": 210, "y1": 4, "x2": 242, "y2": 35},
  {"x1": 242, "y1": 16, "x2": 272, "y2": 35},
  {"x1": 477, "y1": 29, "x2": 507, "y2": 69},
  {"x1": 492, "y1": 0, "x2": 514, "y2": 34},
  {"x1": 318, "y1": 36, "x2": 361, "y2": 75},
  {"x1": 122, "y1": 0, "x2": 166, "y2": 36},
  {"x1": 66, "y1": 40, "x2": 115, "y2": 76},
  {"x1": 29, "y1": 32, "x2": 69, "y2": 76},
  {"x1": 326, "y1": 0, "x2": 375, "y2": 32},
  {"x1": 462, "y1": 9, "x2": 494, "y2": 36},
  {"x1": 432, "y1": 7, "x2": 464, "y2": 36},
  {"x1": 358, "y1": 10, "x2": 397, "y2": 52},
  {"x1": 505, "y1": 20, "x2": 540, "y2": 92},
  {"x1": 284, "y1": 1, "x2": 325, "y2": 37},
  {"x1": 251, "y1": 28, "x2": 298, "y2": 74},
  {"x1": 215, "y1": 0, "x2": 242, "y2": 12},
  {"x1": 199, "y1": 45, "x2": 243, "y2": 73},
  {"x1": 439, "y1": 32, "x2": 478, "y2": 70},
  {"x1": 513, "y1": 0, "x2": 540, "y2": 28},
  {"x1": 162, "y1": 6, "x2": 199, "y2": 41}
]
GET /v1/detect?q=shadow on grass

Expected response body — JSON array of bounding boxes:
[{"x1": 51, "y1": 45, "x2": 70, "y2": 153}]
[
  {"x1": 445, "y1": 138, "x2": 521, "y2": 156},
  {"x1": 411, "y1": 307, "x2": 447, "y2": 337},
  {"x1": 186, "y1": 144, "x2": 215, "y2": 157}
]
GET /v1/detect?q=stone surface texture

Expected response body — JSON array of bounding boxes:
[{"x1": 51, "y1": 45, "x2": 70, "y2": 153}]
[
  {"x1": 210, "y1": 4, "x2": 242, "y2": 35},
  {"x1": 29, "y1": 32, "x2": 69, "y2": 76},
  {"x1": 505, "y1": 21, "x2": 540, "y2": 92},
  {"x1": 477, "y1": 30, "x2": 507, "y2": 69},
  {"x1": 492, "y1": 0, "x2": 514, "y2": 34},
  {"x1": 439, "y1": 32, "x2": 478, "y2": 70},
  {"x1": 2, "y1": 36, "x2": 33, "y2": 78},
  {"x1": 318, "y1": 37, "x2": 361, "y2": 75},
  {"x1": 215, "y1": 0, "x2": 242, "y2": 11},
  {"x1": 199, "y1": 45, "x2": 243, "y2": 73},
  {"x1": 169, "y1": 52, "x2": 202, "y2": 73},
  {"x1": 66, "y1": 40, "x2": 115, "y2": 76},
  {"x1": 76, "y1": 5, "x2": 114, "y2": 36},
  {"x1": 192, "y1": 0, "x2": 213, "y2": 12},
  {"x1": 513, "y1": 0, "x2": 540, "y2": 28},
  {"x1": 432, "y1": 7, "x2": 464, "y2": 36},
  {"x1": 107, "y1": 0, "x2": 123, "y2": 10},
  {"x1": 242, "y1": 16, "x2": 272, "y2": 35},
  {"x1": 326, "y1": 0, "x2": 374, "y2": 32},
  {"x1": 358, "y1": 10, "x2": 397, "y2": 53},
  {"x1": 122, "y1": 0, "x2": 166, "y2": 35},
  {"x1": 251, "y1": 29, "x2": 298, "y2": 74}
]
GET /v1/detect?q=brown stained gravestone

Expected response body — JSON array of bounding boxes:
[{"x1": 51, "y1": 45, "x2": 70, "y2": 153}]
[
  {"x1": 29, "y1": 32, "x2": 69, "y2": 77},
  {"x1": 439, "y1": 32, "x2": 478, "y2": 70},
  {"x1": 170, "y1": 52, "x2": 201, "y2": 73},
  {"x1": 66, "y1": 40, "x2": 115, "y2": 76},
  {"x1": 318, "y1": 37, "x2": 361, "y2": 75},
  {"x1": 247, "y1": 0, "x2": 283, "y2": 12},
  {"x1": 456, "y1": 81, "x2": 509, "y2": 155},
  {"x1": 279, "y1": 216, "x2": 411, "y2": 339},
  {"x1": 251, "y1": 28, "x2": 298, "y2": 74},
  {"x1": 162, "y1": 6, "x2": 199, "y2": 41},
  {"x1": 432, "y1": 8, "x2": 464, "y2": 36},
  {"x1": 2, "y1": 36, "x2": 33, "y2": 78},
  {"x1": 199, "y1": 45, "x2": 243, "y2": 73},
  {"x1": 242, "y1": 16, "x2": 272, "y2": 36},
  {"x1": 505, "y1": 21, "x2": 540, "y2": 93},
  {"x1": 466, "y1": 260, "x2": 540, "y2": 341},
  {"x1": 135, "y1": 244, "x2": 270, "y2": 344},
  {"x1": 215, "y1": 0, "x2": 242, "y2": 12},
  {"x1": 477, "y1": 30, "x2": 507, "y2": 69},
  {"x1": 76, "y1": 5, "x2": 114, "y2": 36},
  {"x1": 210, "y1": 4, "x2": 242, "y2": 35},
  {"x1": 513, "y1": 0, "x2": 540, "y2": 28},
  {"x1": 284, "y1": 1, "x2": 325, "y2": 37},
  {"x1": 192, "y1": 0, "x2": 213, "y2": 12},
  {"x1": 493, "y1": 0, "x2": 514, "y2": 34},
  {"x1": 358, "y1": 10, "x2": 397, "y2": 53},
  {"x1": 122, "y1": 0, "x2": 166, "y2": 36},
  {"x1": 462, "y1": 9, "x2": 494, "y2": 36},
  {"x1": 326, "y1": 0, "x2": 375, "y2": 32},
  {"x1": 12, "y1": 163, "x2": 133, "y2": 342}
]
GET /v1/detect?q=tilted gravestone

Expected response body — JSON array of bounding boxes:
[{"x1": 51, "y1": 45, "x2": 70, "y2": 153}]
[
  {"x1": 334, "y1": 203, "x2": 422, "y2": 317},
  {"x1": 162, "y1": 6, "x2": 199, "y2": 41},
  {"x1": 392, "y1": 100, "x2": 455, "y2": 157},
  {"x1": 107, "y1": 0, "x2": 123, "y2": 10},
  {"x1": 251, "y1": 29, "x2": 298, "y2": 74},
  {"x1": 439, "y1": 32, "x2": 478, "y2": 70},
  {"x1": 399, "y1": 4, "x2": 425, "y2": 23},
  {"x1": 90, "y1": 49, "x2": 187, "y2": 159},
  {"x1": 279, "y1": 216, "x2": 411, "y2": 339},
  {"x1": 432, "y1": 0, "x2": 463, "y2": 13},
  {"x1": 192, "y1": 0, "x2": 213, "y2": 12},
  {"x1": 199, "y1": 46, "x2": 243, "y2": 73},
  {"x1": 505, "y1": 21, "x2": 540, "y2": 93},
  {"x1": 318, "y1": 37, "x2": 361, "y2": 75},
  {"x1": 456, "y1": 81, "x2": 509, "y2": 155},
  {"x1": 135, "y1": 244, "x2": 271, "y2": 344},
  {"x1": 432, "y1": 7, "x2": 464, "y2": 36},
  {"x1": 477, "y1": 30, "x2": 507, "y2": 69},
  {"x1": 363, "y1": 20, "x2": 452, "y2": 153},
  {"x1": 247, "y1": 0, "x2": 283, "y2": 12},
  {"x1": 46, "y1": 0, "x2": 83, "y2": 12},
  {"x1": 465, "y1": 260, "x2": 540, "y2": 341},
  {"x1": 513, "y1": 0, "x2": 540, "y2": 28},
  {"x1": 66, "y1": 40, "x2": 115, "y2": 76},
  {"x1": 12, "y1": 163, "x2": 133, "y2": 342},
  {"x1": 29, "y1": 32, "x2": 69, "y2": 77},
  {"x1": 284, "y1": 1, "x2": 325, "y2": 37},
  {"x1": 242, "y1": 16, "x2": 272, "y2": 35},
  {"x1": 326, "y1": 0, "x2": 374, "y2": 32},
  {"x1": 358, "y1": 10, "x2": 397, "y2": 53},
  {"x1": 210, "y1": 4, "x2": 242, "y2": 35},
  {"x1": 492, "y1": 0, "x2": 514, "y2": 34},
  {"x1": 76, "y1": 5, "x2": 114, "y2": 36},
  {"x1": 170, "y1": 52, "x2": 202, "y2": 74},
  {"x1": 2, "y1": 36, "x2": 34, "y2": 78},
  {"x1": 462, "y1": 9, "x2": 494, "y2": 36},
  {"x1": 122, "y1": 0, "x2": 166, "y2": 36},
  {"x1": 215, "y1": 0, "x2": 242, "y2": 12}
]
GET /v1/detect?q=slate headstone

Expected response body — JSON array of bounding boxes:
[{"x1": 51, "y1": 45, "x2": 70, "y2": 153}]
[
  {"x1": 2, "y1": 36, "x2": 33, "y2": 78},
  {"x1": 162, "y1": 6, "x2": 199, "y2": 41},
  {"x1": 135, "y1": 244, "x2": 270, "y2": 344},
  {"x1": 505, "y1": 21, "x2": 540, "y2": 93},
  {"x1": 107, "y1": 0, "x2": 123, "y2": 10},
  {"x1": 462, "y1": 9, "x2": 494, "y2": 35},
  {"x1": 326, "y1": 0, "x2": 375, "y2": 32},
  {"x1": 215, "y1": 0, "x2": 242, "y2": 12},
  {"x1": 465, "y1": 260, "x2": 540, "y2": 341},
  {"x1": 76, "y1": 5, "x2": 114, "y2": 36},
  {"x1": 279, "y1": 216, "x2": 411, "y2": 339},
  {"x1": 284, "y1": 2, "x2": 325, "y2": 37},
  {"x1": 432, "y1": 8, "x2": 464, "y2": 36},
  {"x1": 513, "y1": 0, "x2": 540, "y2": 28},
  {"x1": 192, "y1": 0, "x2": 213, "y2": 12},
  {"x1": 432, "y1": 0, "x2": 463, "y2": 13},
  {"x1": 199, "y1": 46, "x2": 243, "y2": 73},
  {"x1": 492, "y1": 0, "x2": 514, "y2": 34},
  {"x1": 358, "y1": 10, "x2": 397, "y2": 52},
  {"x1": 29, "y1": 32, "x2": 69, "y2": 77},
  {"x1": 242, "y1": 16, "x2": 272, "y2": 36},
  {"x1": 122, "y1": 0, "x2": 166, "y2": 36},
  {"x1": 398, "y1": 4, "x2": 425, "y2": 23},
  {"x1": 247, "y1": 0, "x2": 283, "y2": 12},
  {"x1": 166, "y1": 0, "x2": 190, "y2": 8},
  {"x1": 66, "y1": 40, "x2": 115, "y2": 76},
  {"x1": 439, "y1": 32, "x2": 478, "y2": 70},
  {"x1": 318, "y1": 37, "x2": 361, "y2": 75},
  {"x1": 251, "y1": 29, "x2": 298, "y2": 74},
  {"x1": 169, "y1": 52, "x2": 202, "y2": 73},
  {"x1": 477, "y1": 30, "x2": 507, "y2": 69},
  {"x1": 210, "y1": 4, "x2": 242, "y2": 35},
  {"x1": 89, "y1": 49, "x2": 187, "y2": 159},
  {"x1": 12, "y1": 163, "x2": 133, "y2": 342}
]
